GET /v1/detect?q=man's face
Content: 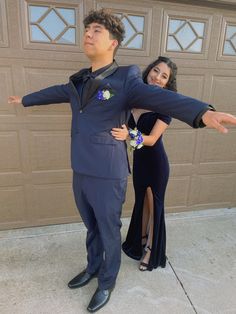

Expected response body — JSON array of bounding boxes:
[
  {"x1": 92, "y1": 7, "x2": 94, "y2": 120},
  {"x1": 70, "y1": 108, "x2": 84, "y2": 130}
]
[{"x1": 83, "y1": 23, "x2": 118, "y2": 59}]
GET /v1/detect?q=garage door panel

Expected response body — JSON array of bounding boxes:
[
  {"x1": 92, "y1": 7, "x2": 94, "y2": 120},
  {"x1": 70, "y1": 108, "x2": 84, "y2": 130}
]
[
  {"x1": 0, "y1": 173, "x2": 25, "y2": 187},
  {"x1": 199, "y1": 129, "x2": 236, "y2": 163},
  {"x1": 30, "y1": 183, "x2": 78, "y2": 221},
  {"x1": 0, "y1": 0, "x2": 8, "y2": 47},
  {"x1": 177, "y1": 74, "x2": 205, "y2": 99},
  {"x1": 29, "y1": 130, "x2": 70, "y2": 171},
  {"x1": 31, "y1": 169, "x2": 72, "y2": 183},
  {"x1": 165, "y1": 176, "x2": 190, "y2": 209},
  {"x1": 0, "y1": 186, "x2": 27, "y2": 223},
  {"x1": 164, "y1": 130, "x2": 197, "y2": 164},
  {"x1": 23, "y1": 66, "x2": 75, "y2": 115},
  {"x1": 25, "y1": 102, "x2": 70, "y2": 115},
  {"x1": 189, "y1": 174, "x2": 234, "y2": 207},
  {"x1": 197, "y1": 128, "x2": 236, "y2": 174},
  {"x1": 169, "y1": 164, "x2": 194, "y2": 177},
  {"x1": 0, "y1": 131, "x2": 22, "y2": 172},
  {"x1": 211, "y1": 76, "x2": 236, "y2": 114},
  {"x1": 0, "y1": 66, "x2": 16, "y2": 115}
]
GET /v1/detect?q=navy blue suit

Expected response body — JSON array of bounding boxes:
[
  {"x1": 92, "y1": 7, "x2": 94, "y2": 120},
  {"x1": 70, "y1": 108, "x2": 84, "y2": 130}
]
[{"x1": 22, "y1": 62, "x2": 211, "y2": 289}]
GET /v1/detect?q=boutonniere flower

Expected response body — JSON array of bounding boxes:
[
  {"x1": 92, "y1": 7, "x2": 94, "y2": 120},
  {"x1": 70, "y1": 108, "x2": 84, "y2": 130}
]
[{"x1": 97, "y1": 89, "x2": 114, "y2": 101}]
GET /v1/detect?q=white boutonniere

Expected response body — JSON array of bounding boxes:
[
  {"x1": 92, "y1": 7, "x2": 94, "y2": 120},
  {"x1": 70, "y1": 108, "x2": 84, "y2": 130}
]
[{"x1": 97, "y1": 89, "x2": 114, "y2": 101}]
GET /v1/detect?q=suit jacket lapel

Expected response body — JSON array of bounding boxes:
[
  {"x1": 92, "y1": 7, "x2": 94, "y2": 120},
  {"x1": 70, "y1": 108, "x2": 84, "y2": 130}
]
[
  {"x1": 82, "y1": 61, "x2": 118, "y2": 108},
  {"x1": 69, "y1": 68, "x2": 88, "y2": 106},
  {"x1": 81, "y1": 78, "x2": 102, "y2": 108}
]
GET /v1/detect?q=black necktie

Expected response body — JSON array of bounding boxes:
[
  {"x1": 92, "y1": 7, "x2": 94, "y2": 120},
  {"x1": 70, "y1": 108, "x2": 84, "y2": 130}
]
[{"x1": 81, "y1": 73, "x2": 102, "y2": 108}]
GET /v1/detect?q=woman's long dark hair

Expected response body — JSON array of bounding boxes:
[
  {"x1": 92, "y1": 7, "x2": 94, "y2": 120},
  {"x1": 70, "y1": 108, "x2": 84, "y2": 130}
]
[{"x1": 142, "y1": 56, "x2": 178, "y2": 92}]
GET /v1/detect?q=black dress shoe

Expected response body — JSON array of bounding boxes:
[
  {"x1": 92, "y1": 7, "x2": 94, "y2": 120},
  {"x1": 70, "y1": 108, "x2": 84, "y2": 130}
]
[
  {"x1": 68, "y1": 270, "x2": 97, "y2": 289},
  {"x1": 87, "y1": 286, "x2": 114, "y2": 313}
]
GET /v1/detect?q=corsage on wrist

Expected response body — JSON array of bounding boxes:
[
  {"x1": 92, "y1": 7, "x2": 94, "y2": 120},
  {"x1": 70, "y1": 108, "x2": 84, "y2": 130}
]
[{"x1": 129, "y1": 128, "x2": 144, "y2": 150}]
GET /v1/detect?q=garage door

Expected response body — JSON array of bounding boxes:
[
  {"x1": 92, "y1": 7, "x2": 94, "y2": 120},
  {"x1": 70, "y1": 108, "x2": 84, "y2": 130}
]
[{"x1": 0, "y1": 0, "x2": 235, "y2": 230}]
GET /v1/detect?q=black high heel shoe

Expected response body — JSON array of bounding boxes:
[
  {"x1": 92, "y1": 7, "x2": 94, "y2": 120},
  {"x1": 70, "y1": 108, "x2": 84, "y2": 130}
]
[{"x1": 139, "y1": 246, "x2": 151, "y2": 271}]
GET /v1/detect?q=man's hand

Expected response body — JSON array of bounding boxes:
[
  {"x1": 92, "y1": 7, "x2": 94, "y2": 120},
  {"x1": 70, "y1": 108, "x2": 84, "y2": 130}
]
[
  {"x1": 8, "y1": 96, "x2": 22, "y2": 104},
  {"x1": 202, "y1": 111, "x2": 236, "y2": 134}
]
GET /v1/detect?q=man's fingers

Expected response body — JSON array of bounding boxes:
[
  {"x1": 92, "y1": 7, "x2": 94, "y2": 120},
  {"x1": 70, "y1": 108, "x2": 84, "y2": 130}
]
[
  {"x1": 202, "y1": 111, "x2": 236, "y2": 133},
  {"x1": 8, "y1": 96, "x2": 21, "y2": 104},
  {"x1": 213, "y1": 113, "x2": 236, "y2": 133},
  {"x1": 215, "y1": 122, "x2": 228, "y2": 134},
  {"x1": 8, "y1": 96, "x2": 14, "y2": 103},
  {"x1": 225, "y1": 114, "x2": 236, "y2": 125}
]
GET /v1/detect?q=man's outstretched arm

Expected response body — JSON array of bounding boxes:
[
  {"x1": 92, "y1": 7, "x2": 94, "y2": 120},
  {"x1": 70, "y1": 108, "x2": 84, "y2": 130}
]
[
  {"x1": 125, "y1": 65, "x2": 236, "y2": 133},
  {"x1": 8, "y1": 84, "x2": 70, "y2": 107}
]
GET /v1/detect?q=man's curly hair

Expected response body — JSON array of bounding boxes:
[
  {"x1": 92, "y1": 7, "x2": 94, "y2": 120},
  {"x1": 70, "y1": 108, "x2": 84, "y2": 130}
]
[{"x1": 83, "y1": 9, "x2": 125, "y2": 46}]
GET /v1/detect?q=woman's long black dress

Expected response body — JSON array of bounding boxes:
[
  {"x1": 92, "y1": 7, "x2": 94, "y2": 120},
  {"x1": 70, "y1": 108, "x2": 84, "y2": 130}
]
[{"x1": 122, "y1": 112, "x2": 171, "y2": 271}]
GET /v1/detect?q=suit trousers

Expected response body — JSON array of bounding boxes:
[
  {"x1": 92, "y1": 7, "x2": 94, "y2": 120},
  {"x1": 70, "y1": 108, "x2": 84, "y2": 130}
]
[{"x1": 73, "y1": 172, "x2": 127, "y2": 290}]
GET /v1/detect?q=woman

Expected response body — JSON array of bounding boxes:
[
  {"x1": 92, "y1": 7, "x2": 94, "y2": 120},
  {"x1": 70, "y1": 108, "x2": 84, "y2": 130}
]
[{"x1": 111, "y1": 56, "x2": 177, "y2": 271}]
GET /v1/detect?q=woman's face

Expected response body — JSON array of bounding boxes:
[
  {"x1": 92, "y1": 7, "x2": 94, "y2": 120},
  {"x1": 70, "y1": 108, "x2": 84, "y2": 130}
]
[{"x1": 147, "y1": 62, "x2": 171, "y2": 88}]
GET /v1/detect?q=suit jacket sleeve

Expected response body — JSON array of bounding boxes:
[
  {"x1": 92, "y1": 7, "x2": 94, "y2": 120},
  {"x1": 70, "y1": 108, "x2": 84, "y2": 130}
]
[
  {"x1": 22, "y1": 83, "x2": 70, "y2": 107},
  {"x1": 125, "y1": 65, "x2": 211, "y2": 128}
]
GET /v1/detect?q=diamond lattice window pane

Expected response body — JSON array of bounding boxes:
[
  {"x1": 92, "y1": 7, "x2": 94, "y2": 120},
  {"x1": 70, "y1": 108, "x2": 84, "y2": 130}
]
[
  {"x1": 31, "y1": 25, "x2": 50, "y2": 42},
  {"x1": 167, "y1": 36, "x2": 181, "y2": 51},
  {"x1": 128, "y1": 16, "x2": 144, "y2": 32},
  {"x1": 231, "y1": 35, "x2": 236, "y2": 48},
  {"x1": 122, "y1": 17, "x2": 136, "y2": 46},
  {"x1": 57, "y1": 8, "x2": 75, "y2": 25},
  {"x1": 223, "y1": 41, "x2": 235, "y2": 55},
  {"x1": 117, "y1": 14, "x2": 144, "y2": 49},
  {"x1": 127, "y1": 34, "x2": 143, "y2": 49},
  {"x1": 226, "y1": 25, "x2": 236, "y2": 39},
  {"x1": 58, "y1": 28, "x2": 75, "y2": 44},
  {"x1": 191, "y1": 22, "x2": 204, "y2": 36},
  {"x1": 167, "y1": 18, "x2": 205, "y2": 53},
  {"x1": 223, "y1": 24, "x2": 236, "y2": 56},
  {"x1": 39, "y1": 10, "x2": 66, "y2": 40},
  {"x1": 188, "y1": 39, "x2": 203, "y2": 52},
  {"x1": 169, "y1": 20, "x2": 185, "y2": 33},
  {"x1": 28, "y1": 5, "x2": 76, "y2": 45},
  {"x1": 175, "y1": 23, "x2": 196, "y2": 49},
  {"x1": 29, "y1": 6, "x2": 48, "y2": 23}
]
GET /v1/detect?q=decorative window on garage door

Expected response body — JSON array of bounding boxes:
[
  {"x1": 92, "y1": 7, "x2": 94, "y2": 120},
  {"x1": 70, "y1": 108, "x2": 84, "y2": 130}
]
[
  {"x1": 28, "y1": 5, "x2": 76, "y2": 44},
  {"x1": 166, "y1": 18, "x2": 205, "y2": 53},
  {"x1": 161, "y1": 10, "x2": 212, "y2": 59},
  {"x1": 96, "y1": 2, "x2": 152, "y2": 56},
  {"x1": 116, "y1": 13, "x2": 145, "y2": 49},
  {"x1": 223, "y1": 23, "x2": 236, "y2": 56}
]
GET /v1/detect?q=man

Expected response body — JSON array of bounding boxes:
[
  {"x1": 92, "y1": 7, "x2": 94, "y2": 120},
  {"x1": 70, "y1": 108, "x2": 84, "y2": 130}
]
[{"x1": 8, "y1": 8, "x2": 236, "y2": 313}]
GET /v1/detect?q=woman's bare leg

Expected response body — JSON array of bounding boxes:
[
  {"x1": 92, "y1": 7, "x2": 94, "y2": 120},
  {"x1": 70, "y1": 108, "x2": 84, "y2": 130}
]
[
  {"x1": 141, "y1": 191, "x2": 150, "y2": 245},
  {"x1": 140, "y1": 187, "x2": 154, "y2": 270}
]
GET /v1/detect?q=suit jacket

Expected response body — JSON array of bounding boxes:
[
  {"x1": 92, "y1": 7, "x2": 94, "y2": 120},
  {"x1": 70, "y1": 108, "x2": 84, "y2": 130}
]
[{"x1": 22, "y1": 63, "x2": 211, "y2": 179}]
